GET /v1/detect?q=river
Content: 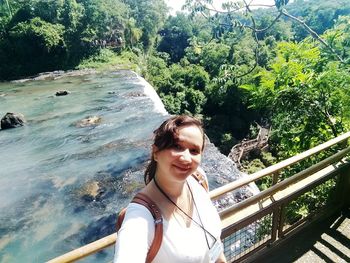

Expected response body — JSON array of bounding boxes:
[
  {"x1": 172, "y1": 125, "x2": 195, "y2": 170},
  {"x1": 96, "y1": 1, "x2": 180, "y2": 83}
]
[{"x1": 0, "y1": 70, "x2": 169, "y2": 262}]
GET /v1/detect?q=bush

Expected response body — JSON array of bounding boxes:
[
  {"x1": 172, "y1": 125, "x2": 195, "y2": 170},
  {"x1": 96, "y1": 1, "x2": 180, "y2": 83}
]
[
  {"x1": 219, "y1": 133, "x2": 236, "y2": 155},
  {"x1": 77, "y1": 48, "x2": 118, "y2": 69},
  {"x1": 0, "y1": 17, "x2": 66, "y2": 79}
]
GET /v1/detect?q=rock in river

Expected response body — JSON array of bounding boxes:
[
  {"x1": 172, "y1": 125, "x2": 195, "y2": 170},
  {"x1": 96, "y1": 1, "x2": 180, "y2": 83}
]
[
  {"x1": 1, "y1": 112, "x2": 26, "y2": 130},
  {"x1": 55, "y1": 90, "x2": 70, "y2": 96},
  {"x1": 74, "y1": 116, "x2": 102, "y2": 128}
]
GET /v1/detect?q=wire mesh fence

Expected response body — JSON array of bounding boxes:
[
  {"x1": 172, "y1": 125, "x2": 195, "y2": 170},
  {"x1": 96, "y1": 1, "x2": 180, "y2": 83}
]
[
  {"x1": 280, "y1": 177, "x2": 338, "y2": 235},
  {"x1": 223, "y1": 213, "x2": 273, "y2": 262}
]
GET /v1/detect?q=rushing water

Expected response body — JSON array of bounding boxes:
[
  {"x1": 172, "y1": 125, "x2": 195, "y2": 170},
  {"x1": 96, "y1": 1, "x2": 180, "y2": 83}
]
[{"x1": 0, "y1": 70, "x2": 168, "y2": 262}]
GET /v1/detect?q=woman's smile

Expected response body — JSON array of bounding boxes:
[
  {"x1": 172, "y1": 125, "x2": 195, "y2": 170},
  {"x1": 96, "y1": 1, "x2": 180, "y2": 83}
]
[{"x1": 173, "y1": 163, "x2": 191, "y2": 173}]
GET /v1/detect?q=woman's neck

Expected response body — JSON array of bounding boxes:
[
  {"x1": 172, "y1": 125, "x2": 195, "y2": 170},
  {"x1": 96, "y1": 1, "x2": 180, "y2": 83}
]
[{"x1": 153, "y1": 174, "x2": 186, "y2": 199}]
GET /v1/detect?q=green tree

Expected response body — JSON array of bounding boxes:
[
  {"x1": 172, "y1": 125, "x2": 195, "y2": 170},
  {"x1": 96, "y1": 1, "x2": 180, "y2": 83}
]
[
  {"x1": 241, "y1": 41, "x2": 350, "y2": 157},
  {"x1": 160, "y1": 88, "x2": 206, "y2": 115},
  {"x1": 255, "y1": 14, "x2": 293, "y2": 41},
  {"x1": 199, "y1": 41, "x2": 230, "y2": 77},
  {"x1": 157, "y1": 13, "x2": 194, "y2": 62},
  {"x1": 145, "y1": 54, "x2": 173, "y2": 92},
  {"x1": 183, "y1": 88, "x2": 206, "y2": 114},
  {"x1": 123, "y1": 17, "x2": 142, "y2": 48},
  {"x1": 322, "y1": 15, "x2": 350, "y2": 63},
  {"x1": 169, "y1": 63, "x2": 209, "y2": 91},
  {"x1": 0, "y1": 0, "x2": 13, "y2": 17},
  {"x1": 78, "y1": 0, "x2": 127, "y2": 43},
  {"x1": 288, "y1": 0, "x2": 350, "y2": 41},
  {"x1": 184, "y1": 0, "x2": 350, "y2": 73},
  {"x1": 0, "y1": 17, "x2": 65, "y2": 78},
  {"x1": 123, "y1": 0, "x2": 167, "y2": 51}
]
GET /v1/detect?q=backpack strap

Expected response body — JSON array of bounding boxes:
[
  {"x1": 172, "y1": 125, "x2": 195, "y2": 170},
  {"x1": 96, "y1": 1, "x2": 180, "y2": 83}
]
[
  {"x1": 191, "y1": 169, "x2": 209, "y2": 192},
  {"x1": 116, "y1": 192, "x2": 163, "y2": 263},
  {"x1": 116, "y1": 207, "x2": 127, "y2": 231}
]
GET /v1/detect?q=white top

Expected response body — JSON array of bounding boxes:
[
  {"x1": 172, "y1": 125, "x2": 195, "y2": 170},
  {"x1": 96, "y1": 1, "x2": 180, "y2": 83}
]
[{"x1": 114, "y1": 176, "x2": 223, "y2": 263}]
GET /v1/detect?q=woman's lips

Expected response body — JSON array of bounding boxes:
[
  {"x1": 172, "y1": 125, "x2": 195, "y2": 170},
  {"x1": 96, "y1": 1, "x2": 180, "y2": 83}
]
[{"x1": 173, "y1": 164, "x2": 191, "y2": 172}]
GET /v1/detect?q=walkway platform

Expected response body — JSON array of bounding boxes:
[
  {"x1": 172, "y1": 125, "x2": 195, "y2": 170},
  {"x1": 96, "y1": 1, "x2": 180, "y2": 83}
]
[{"x1": 253, "y1": 208, "x2": 350, "y2": 263}]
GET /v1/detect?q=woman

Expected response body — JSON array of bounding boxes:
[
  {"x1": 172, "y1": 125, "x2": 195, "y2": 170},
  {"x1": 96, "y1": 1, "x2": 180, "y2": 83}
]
[{"x1": 114, "y1": 115, "x2": 227, "y2": 263}]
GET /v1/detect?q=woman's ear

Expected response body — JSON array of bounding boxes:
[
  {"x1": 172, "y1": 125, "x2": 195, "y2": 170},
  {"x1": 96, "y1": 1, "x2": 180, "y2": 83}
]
[{"x1": 152, "y1": 145, "x2": 158, "y2": 161}]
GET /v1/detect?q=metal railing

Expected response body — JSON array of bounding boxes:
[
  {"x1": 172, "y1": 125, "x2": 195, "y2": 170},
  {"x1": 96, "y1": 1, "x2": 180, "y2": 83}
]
[
  {"x1": 217, "y1": 132, "x2": 350, "y2": 262},
  {"x1": 48, "y1": 132, "x2": 350, "y2": 263}
]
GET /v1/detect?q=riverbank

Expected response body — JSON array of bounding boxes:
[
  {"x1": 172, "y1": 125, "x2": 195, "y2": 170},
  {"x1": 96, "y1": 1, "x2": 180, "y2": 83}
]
[
  {"x1": 11, "y1": 69, "x2": 98, "y2": 83},
  {"x1": 6, "y1": 49, "x2": 142, "y2": 83}
]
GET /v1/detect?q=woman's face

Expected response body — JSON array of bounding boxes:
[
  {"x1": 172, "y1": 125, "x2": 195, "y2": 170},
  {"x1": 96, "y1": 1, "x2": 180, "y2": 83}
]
[{"x1": 154, "y1": 125, "x2": 203, "y2": 183}]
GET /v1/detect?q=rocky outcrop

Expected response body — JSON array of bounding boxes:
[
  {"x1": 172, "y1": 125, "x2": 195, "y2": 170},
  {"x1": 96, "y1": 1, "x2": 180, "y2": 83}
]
[
  {"x1": 74, "y1": 116, "x2": 102, "y2": 128},
  {"x1": 11, "y1": 69, "x2": 97, "y2": 83},
  {"x1": 78, "y1": 181, "x2": 105, "y2": 202},
  {"x1": 1, "y1": 112, "x2": 26, "y2": 130},
  {"x1": 55, "y1": 90, "x2": 70, "y2": 96}
]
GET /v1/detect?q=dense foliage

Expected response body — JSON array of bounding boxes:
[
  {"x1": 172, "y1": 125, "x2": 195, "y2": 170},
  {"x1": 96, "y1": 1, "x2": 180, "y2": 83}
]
[
  {"x1": 0, "y1": 0, "x2": 167, "y2": 78},
  {"x1": 148, "y1": 0, "x2": 350, "y2": 155}
]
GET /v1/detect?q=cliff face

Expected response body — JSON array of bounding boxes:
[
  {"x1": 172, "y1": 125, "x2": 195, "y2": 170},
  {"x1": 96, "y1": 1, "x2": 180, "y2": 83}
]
[{"x1": 202, "y1": 138, "x2": 260, "y2": 210}]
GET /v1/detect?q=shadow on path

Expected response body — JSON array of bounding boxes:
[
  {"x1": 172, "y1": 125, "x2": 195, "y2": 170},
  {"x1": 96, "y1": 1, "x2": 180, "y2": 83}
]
[{"x1": 252, "y1": 208, "x2": 350, "y2": 263}]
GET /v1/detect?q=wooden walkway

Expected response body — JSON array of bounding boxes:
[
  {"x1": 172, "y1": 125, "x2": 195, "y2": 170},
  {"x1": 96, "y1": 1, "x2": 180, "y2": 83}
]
[
  {"x1": 228, "y1": 126, "x2": 270, "y2": 168},
  {"x1": 252, "y1": 208, "x2": 350, "y2": 263}
]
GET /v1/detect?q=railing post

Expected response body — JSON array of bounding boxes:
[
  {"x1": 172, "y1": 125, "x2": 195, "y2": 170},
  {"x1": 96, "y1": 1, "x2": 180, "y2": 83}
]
[
  {"x1": 345, "y1": 172, "x2": 350, "y2": 208},
  {"x1": 272, "y1": 172, "x2": 280, "y2": 186},
  {"x1": 278, "y1": 204, "x2": 286, "y2": 238},
  {"x1": 270, "y1": 172, "x2": 281, "y2": 243},
  {"x1": 270, "y1": 207, "x2": 281, "y2": 243},
  {"x1": 337, "y1": 164, "x2": 350, "y2": 208},
  {"x1": 340, "y1": 138, "x2": 350, "y2": 208}
]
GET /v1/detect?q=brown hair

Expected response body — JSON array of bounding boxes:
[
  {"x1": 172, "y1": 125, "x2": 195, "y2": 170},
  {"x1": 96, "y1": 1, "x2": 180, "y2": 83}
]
[{"x1": 144, "y1": 115, "x2": 205, "y2": 184}]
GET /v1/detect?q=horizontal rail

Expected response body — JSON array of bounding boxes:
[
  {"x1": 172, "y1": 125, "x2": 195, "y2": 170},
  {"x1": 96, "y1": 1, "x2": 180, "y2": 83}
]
[
  {"x1": 220, "y1": 146, "x2": 350, "y2": 219},
  {"x1": 47, "y1": 233, "x2": 117, "y2": 263},
  {"x1": 220, "y1": 147, "x2": 350, "y2": 228},
  {"x1": 209, "y1": 131, "x2": 350, "y2": 200},
  {"x1": 48, "y1": 132, "x2": 350, "y2": 262}
]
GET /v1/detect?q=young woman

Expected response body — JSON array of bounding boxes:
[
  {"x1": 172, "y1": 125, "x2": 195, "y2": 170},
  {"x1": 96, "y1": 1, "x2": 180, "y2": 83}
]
[{"x1": 114, "y1": 115, "x2": 227, "y2": 263}]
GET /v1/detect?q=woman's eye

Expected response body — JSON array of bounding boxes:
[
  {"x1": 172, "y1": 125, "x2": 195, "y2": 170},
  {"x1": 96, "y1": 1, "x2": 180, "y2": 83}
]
[
  {"x1": 173, "y1": 144, "x2": 183, "y2": 150},
  {"x1": 190, "y1": 149, "x2": 200, "y2": 155}
]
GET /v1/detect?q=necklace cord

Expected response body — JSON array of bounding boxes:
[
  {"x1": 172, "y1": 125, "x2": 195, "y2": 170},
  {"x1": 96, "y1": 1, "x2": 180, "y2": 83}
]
[
  {"x1": 188, "y1": 181, "x2": 217, "y2": 249},
  {"x1": 153, "y1": 177, "x2": 216, "y2": 249}
]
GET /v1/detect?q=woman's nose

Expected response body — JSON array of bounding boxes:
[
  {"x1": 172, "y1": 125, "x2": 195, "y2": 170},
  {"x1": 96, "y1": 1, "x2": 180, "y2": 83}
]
[{"x1": 179, "y1": 149, "x2": 191, "y2": 162}]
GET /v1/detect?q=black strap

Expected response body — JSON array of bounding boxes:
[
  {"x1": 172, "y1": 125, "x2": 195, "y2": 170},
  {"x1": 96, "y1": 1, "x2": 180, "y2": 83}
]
[{"x1": 153, "y1": 177, "x2": 216, "y2": 249}]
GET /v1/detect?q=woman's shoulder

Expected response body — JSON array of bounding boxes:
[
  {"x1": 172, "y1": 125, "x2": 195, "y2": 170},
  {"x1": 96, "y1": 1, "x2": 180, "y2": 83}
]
[
  {"x1": 117, "y1": 202, "x2": 156, "y2": 238},
  {"x1": 124, "y1": 202, "x2": 155, "y2": 221},
  {"x1": 188, "y1": 177, "x2": 210, "y2": 202},
  {"x1": 188, "y1": 168, "x2": 209, "y2": 191}
]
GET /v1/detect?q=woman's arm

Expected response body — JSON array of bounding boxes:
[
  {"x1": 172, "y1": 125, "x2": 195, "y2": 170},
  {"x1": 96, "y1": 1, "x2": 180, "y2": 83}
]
[{"x1": 215, "y1": 252, "x2": 227, "y2": 263}]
